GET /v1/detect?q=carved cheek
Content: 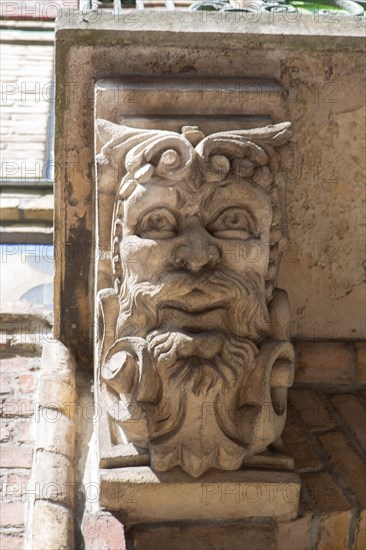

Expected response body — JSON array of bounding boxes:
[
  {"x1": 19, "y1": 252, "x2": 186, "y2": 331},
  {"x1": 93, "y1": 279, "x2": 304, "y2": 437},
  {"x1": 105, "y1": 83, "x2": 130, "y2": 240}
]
[
  {"x1": 120, "y1": 237, "x2": 175, "y2": 278},
  {"x1": 119, "y1": 237, "x2": 144, "y2": 269},
  {"x1": 220, "y1": 237, "x2": 270, "y2": 275}
]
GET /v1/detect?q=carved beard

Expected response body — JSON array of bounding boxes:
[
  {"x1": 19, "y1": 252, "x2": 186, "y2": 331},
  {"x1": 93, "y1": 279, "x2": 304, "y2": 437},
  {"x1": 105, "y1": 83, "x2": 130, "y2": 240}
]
[
  {"x1": 116, "y1": 267, "x2": 270, "y2": 343},
  {"x1": 113, "y1": 266, "x2": 269, "y2": 446},
  {"x1": 160, "y1": 334, "x2": 254, "y2": 396},
  {"x1": 145, "y1": 335, "x2": 258, "y2": 443}
]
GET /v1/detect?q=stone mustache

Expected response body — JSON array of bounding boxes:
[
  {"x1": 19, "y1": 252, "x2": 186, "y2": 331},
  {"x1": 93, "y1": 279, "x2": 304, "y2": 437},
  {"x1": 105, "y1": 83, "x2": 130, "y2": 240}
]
[{"x1": 97, "y1": 120, "x2": 295, "y2": 477}]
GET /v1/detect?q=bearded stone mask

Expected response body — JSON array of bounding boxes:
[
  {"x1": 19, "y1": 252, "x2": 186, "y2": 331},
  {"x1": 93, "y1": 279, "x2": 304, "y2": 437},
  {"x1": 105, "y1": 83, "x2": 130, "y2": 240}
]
[{"x1": 96, "y1": 120, "x2": 295, "y2": 477}]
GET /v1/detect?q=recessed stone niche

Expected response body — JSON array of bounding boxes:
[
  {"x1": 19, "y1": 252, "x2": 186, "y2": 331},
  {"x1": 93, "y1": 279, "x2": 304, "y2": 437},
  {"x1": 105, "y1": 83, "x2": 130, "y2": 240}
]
[{"x1": 93, "y1": 77, "x2": 300, "y2": 521}]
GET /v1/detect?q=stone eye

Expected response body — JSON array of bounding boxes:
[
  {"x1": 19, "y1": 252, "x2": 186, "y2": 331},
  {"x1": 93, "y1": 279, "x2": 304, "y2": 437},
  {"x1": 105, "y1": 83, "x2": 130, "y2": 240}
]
[
  {"x1": 137, "y1": 207, "x2": 178, "y2": 239},
  {"x1": 207, "y1": 207, "x2": 258, "y2": 240},
  {"x1": 150, "y1": 214, "x2": 168, "y2": 229},
  {"x1": 224, "y1": 212, "x2": 242, "y2": 227}
]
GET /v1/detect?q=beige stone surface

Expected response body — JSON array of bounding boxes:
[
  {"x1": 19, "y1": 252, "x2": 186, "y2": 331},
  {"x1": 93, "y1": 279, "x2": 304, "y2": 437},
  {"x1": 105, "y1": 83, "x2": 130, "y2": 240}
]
[
  {"x1": 32, "y1": 501, "x2": 74, "y2": 550},
  {"x1": 40, "y1": 340, "x2": 76, "y2": 379},
  {"x1": 99, "y1": 467, "x2": 301, "y2": 522},
  {"x1": 49, "y1": 13, "x2": 366, "y2": 548},
  {"x1": 34, "y1": 449, "x2": 74, "y2": 507},
  {"x1": 30, "y1": 340, "x2": 77, "y2": 549},
  {"x1": 95, "y1": 77, "x2": 285, "y2": 124},
  {"x1": 38, "y1": 377, "x2": 76, "y2": 419},
  {"x1": 36, "y1": 409, "x2": 75, "y2": 458}
]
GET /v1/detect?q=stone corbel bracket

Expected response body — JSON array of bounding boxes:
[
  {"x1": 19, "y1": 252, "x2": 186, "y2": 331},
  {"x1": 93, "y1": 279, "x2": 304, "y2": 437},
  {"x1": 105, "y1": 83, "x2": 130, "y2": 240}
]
[{"x1": 95, "y1": 118, "x2": 295, "y2": 471}]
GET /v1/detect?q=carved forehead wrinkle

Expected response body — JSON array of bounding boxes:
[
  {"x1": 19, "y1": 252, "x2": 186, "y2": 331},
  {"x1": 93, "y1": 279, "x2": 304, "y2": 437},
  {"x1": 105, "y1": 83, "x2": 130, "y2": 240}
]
[
  {"x1": 175, "y1": 185, "x2": 204, "y2": 215},
  {"x1": 202, "y1": 179, "x2": 272, "y2": 229}
]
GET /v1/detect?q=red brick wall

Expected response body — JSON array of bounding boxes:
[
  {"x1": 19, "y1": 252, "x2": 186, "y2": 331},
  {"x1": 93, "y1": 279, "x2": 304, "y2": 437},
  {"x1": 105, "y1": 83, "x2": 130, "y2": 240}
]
[{"x1": 0, "y1": 355, "x2": 40, "y2": 550}]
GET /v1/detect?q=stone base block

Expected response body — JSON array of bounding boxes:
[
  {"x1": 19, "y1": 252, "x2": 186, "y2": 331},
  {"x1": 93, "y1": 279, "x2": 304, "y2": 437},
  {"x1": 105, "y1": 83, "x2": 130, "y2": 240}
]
[{"x1": 99, "y1": 467, "x2": 300, "y2": 523}]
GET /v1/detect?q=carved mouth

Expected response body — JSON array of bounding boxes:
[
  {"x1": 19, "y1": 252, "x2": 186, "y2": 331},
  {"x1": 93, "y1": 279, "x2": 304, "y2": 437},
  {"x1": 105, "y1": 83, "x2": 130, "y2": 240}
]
[
  {"x1": 160, "y1": 301, "x2": 226, "y2": 315},
  {"x1": 187, "y1": 289, "x2": 206, "y2": 297},
  {"x1": 159, "y1": 285, "x2": 227, "y2": 312},
  {"x1": 158, "y1": 302, "x2": 227, "y2": 333}
]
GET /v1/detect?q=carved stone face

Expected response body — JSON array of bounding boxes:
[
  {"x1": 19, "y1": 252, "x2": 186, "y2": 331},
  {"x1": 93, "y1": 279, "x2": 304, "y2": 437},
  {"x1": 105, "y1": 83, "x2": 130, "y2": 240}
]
[
  {"x1": 117, "y1": 175, "x2": 272, "y2": 340},
  {"x1": 97, "y1": 121, "x2": 295, "y2": 477}
]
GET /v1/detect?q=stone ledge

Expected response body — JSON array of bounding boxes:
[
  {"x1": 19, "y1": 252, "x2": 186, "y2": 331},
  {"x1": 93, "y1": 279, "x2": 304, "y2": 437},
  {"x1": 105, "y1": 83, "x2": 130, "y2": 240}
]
[
  {"x1": 0, "y1": 224, "x2": 53, "y2": 244},
  {"x1": 56, "y1": 12, "x2": 366, "y2": 51},
  {"x1": 0, "y1": 30, "x2": 54, "y2": 45},
  {"x1": 0, "y1": 194, "x2": 53, "y2": 223},
  {"x1": 100, "y1": 467, "x2": 301, "y2": 523}
]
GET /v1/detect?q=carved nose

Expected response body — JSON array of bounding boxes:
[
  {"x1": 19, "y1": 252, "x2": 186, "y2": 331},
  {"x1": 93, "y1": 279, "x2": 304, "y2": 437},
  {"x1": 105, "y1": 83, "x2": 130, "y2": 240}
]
[{"x1": 173, "y1": 241, "x2": 220, "y2": 273}]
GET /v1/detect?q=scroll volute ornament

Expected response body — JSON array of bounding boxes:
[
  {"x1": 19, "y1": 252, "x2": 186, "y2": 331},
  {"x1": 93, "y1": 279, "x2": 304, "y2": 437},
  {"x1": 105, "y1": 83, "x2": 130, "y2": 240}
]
[{"x1": 96, "y1": 120, "x2": 295, "y2": 477}]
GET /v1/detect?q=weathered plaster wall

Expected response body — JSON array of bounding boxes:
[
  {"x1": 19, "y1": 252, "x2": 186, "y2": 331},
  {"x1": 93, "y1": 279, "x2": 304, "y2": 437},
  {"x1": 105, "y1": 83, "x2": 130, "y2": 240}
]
[{"x1": 277, "y1": 52, "x2": 365, "y2": 341}]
